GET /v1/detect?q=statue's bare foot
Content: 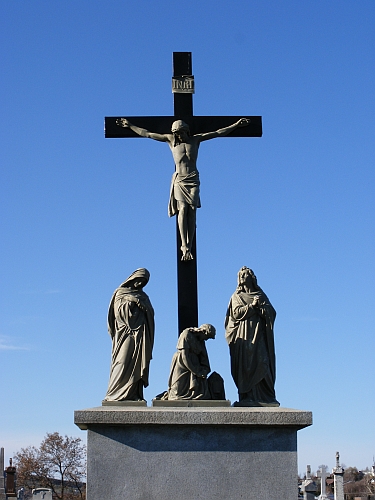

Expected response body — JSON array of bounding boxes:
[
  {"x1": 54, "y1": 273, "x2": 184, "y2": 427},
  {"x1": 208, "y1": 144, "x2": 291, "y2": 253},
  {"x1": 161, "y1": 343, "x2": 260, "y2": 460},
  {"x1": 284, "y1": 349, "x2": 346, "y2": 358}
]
[
  {"x1": 181, "y1": 247, "x2": 193, "y2": 261},
  {"x1": 181, "y1": 251, "x2": 193, "y2": 261}
]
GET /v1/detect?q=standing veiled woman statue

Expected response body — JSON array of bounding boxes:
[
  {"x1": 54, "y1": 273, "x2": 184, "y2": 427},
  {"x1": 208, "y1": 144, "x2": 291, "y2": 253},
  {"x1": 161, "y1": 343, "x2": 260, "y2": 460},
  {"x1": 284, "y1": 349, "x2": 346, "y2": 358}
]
[
  {"x1": 103, "y1": 268, "x2": 155, "y2": 402},
  {"x1": 225, "y1": 267, "x2": 279, "y2": 407}
]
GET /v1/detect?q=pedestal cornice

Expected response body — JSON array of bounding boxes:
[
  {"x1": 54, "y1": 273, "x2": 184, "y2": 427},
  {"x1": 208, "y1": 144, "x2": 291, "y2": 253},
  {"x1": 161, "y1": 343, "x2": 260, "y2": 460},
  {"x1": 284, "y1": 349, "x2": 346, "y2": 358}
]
[{"x1": 74, "y1": 406, "x2": 312, "y2": 430}]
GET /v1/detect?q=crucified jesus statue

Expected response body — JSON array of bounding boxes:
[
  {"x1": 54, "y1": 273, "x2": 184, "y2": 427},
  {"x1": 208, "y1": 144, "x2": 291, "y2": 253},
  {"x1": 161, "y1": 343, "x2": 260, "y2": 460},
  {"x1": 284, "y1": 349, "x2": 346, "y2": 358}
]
[{"x1": 116, "y1": 117, "x2": 250, "y2": 261}]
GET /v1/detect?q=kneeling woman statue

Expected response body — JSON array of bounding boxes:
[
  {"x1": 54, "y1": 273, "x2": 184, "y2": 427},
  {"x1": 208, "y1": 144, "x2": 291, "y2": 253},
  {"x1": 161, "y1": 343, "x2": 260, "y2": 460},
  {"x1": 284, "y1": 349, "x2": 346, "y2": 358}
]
[{"x1": 158, "y1": 324, "x2": 225, "y2": 401}]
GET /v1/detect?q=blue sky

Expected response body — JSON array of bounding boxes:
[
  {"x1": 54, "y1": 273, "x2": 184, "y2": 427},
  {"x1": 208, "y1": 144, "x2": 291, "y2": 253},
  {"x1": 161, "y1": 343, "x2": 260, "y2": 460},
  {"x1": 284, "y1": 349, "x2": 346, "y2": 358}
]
[{"x1": 1, "y1": 1, "x2": 374, "y2": 474}]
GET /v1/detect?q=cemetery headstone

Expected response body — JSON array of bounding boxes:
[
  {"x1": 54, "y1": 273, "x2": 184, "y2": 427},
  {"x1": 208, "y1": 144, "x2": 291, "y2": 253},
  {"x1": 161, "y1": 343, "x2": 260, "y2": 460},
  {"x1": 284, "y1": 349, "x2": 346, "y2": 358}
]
[
  {"x1": 301, "y1": 465, "x2": 317, "y2": 500},
  {"x1": 332, "y1": 452, "x2": 344, "y2": 500},
  {"x1": 5, "y1": 458, "x2": 16, "y2": 498},
  {"x1": 31, "y1": 488, "x2": 52, "y2": 500},
  {"x1": 318, "y1": 464, "x2": 329, "y2": 500}
]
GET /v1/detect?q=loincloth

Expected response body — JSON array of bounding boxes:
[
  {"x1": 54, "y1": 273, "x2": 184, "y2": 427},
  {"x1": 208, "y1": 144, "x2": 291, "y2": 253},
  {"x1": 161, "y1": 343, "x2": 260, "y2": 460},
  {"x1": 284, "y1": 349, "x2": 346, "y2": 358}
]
[{"x1": 168, "y1": 170, "x2": 201, "y2": 217}]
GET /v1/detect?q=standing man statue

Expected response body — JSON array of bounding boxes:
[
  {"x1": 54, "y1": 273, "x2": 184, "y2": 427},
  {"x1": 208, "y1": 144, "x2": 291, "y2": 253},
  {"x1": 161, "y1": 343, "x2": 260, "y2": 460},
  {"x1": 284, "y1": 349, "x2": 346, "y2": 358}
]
[
  {"x1": 116, "y1": 118, "x2": 250, "y2": 261},
  {"x1": 104, "y1": 268, "x2": 155, "y2": 402},
  {"x1": 225, "y1": 266, "x2": 279, "y2": 407}
]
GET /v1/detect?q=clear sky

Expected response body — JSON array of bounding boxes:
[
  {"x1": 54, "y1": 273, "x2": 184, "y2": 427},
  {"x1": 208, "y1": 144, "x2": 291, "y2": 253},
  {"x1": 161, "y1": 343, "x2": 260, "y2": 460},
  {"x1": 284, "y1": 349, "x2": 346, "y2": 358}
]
[{"x1": 1, "y1": 1, "x2": 374, "y2": 475}]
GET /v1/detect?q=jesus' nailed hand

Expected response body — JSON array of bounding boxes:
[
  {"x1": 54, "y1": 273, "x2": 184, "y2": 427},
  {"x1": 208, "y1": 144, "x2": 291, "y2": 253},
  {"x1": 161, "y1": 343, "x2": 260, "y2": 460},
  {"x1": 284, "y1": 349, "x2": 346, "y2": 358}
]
[{"x1": 116, "y1": 117, "x2": 250, "y2": 261}]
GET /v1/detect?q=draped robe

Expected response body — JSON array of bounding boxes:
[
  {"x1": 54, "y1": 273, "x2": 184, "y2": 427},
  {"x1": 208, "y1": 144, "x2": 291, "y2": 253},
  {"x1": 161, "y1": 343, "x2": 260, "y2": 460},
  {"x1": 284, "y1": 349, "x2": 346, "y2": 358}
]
[
  {"x1": 168, "y1": 170, "x2": 201, "y2": 217},
  {"x1": 225, "y1": 287, "x2": 278, "y2": 405},
  {"x1": 104, "y1": 285, "x2": 154, "y2": 401},
  {"x1": 167, "y1": 328, "x2": 211, "y2": 400}
]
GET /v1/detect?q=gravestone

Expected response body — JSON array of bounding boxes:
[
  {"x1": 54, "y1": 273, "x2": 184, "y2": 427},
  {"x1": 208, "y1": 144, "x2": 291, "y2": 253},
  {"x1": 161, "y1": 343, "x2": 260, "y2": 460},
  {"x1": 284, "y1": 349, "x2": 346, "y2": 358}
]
[
  {"x1": 5, "y1": 458, "x2": 16, "y2": 498},
  {"x1": 318, "y1": 464, "x2": 329, "y2": 500},
  {"x1": 332, "y1": 452, "x2": 344, "y2": 500},
  {"x1": 301, "y1": 465, "x2": 317, "y2": 500},
  {"x1": 0, "y1": 448, "x2": 5, "y2": 500},
  {"x1": 32, "y1": 489, "x2": 52, "y2": 500}
]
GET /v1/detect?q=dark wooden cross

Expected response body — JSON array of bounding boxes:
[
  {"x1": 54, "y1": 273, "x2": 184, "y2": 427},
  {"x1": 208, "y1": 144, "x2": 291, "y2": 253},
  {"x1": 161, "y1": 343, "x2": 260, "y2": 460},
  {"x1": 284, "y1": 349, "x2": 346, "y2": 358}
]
[{"x1": 105, "y1": 52, "x2": 262, "y2": 335}]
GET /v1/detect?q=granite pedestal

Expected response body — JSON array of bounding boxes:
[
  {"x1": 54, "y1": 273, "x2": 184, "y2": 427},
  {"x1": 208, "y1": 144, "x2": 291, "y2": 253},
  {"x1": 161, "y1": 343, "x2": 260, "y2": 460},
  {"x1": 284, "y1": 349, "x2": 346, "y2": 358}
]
[{"x1": 75, "y1": 406, "x2": 312, "y2": 500}]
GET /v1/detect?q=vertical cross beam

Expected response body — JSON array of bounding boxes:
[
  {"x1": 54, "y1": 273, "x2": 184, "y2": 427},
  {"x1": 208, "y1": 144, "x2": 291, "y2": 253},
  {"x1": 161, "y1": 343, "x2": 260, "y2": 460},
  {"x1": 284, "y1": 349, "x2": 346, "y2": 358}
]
[
  {"x1": 105, "y1": 52, "x2": 262, "y2": 336},
  {"x1": 317, "y1": 465, "x2": 329, "y2": 499},
  {"x1": 173, "y1": 52, "x2": 198, "y2": 334}
]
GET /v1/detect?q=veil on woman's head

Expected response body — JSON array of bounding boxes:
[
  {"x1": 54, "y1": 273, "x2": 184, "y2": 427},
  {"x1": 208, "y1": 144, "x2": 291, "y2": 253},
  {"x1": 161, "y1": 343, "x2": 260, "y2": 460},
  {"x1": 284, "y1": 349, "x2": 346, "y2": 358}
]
[
  {"x1": 107, "y1": 268, "x2": 151, "y2": 338},
  {"x1": 120, "y1": 268, "x2": 150, "y2": 289},
  {"x1": 237, "y1": 266, "x2": 258, "y2": 290}
]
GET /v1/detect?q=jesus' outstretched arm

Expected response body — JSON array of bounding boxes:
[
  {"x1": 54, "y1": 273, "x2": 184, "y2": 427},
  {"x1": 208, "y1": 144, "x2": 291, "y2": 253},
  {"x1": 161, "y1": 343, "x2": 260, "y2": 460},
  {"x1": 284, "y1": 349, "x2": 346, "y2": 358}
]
[
  {"x1": 198, "y1": 118, "x2": 250, "y2": 142},
  {"x1": 116, "y1": 118, "x2": 171, "y2": 142}
]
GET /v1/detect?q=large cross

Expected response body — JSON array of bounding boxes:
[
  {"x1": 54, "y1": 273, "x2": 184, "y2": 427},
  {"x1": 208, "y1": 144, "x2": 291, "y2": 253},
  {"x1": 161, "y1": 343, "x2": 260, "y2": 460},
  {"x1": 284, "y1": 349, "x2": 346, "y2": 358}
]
[{"x1": 105, "y1": 52, "x2": 262, "y2": 334}]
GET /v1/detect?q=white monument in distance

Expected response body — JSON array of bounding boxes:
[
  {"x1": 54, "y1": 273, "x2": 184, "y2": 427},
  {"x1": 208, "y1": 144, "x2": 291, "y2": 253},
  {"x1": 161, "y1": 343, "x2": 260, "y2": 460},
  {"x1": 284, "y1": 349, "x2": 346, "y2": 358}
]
[
  {"x1": 317, "y1": 464, "x2": 329, "y2": 500},
  {"x1": 32, "y1": 488, "x2": 52, "y2": 500}
]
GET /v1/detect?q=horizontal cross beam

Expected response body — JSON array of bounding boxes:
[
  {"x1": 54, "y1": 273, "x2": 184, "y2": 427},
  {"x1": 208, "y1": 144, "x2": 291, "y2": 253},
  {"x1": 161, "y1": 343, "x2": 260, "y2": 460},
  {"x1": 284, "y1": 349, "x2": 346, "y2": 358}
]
[{"x1": 105, "y1": 116, "x2": 262, "y2": 138}]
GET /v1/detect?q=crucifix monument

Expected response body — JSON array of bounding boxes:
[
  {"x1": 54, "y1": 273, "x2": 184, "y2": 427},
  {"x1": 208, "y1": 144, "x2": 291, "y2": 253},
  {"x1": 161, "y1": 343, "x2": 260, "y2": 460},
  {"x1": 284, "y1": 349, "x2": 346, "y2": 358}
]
[
  {"x1": 76, "y1": 51, "x2": 313, "y2": 500},
  {"x1": 105, "y1": 52, "x2": 262, "y2": 334}
]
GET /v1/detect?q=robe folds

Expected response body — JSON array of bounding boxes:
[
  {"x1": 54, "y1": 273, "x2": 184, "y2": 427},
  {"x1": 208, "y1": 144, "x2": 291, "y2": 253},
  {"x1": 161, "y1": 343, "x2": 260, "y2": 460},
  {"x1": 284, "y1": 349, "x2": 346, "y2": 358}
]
[
  {"x1": 225, "y1": 288, "x2": 278, "y2": 404},
  {"x1": 167, "y1": 328, "x2": 211, "y2": 400},
  {"x1": 168, "y1": 170, "x2": 201, "y2": 217},
  {"x1": 104, "y1": 284, "x2": 154, "y2": 401}
]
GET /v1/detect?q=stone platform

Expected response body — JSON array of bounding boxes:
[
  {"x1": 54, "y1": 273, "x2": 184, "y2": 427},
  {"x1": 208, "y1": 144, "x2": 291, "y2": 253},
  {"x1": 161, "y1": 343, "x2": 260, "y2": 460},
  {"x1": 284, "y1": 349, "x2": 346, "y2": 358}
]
[{"x1": 75, "y1": 406, "x2": 312, "y2": 500}]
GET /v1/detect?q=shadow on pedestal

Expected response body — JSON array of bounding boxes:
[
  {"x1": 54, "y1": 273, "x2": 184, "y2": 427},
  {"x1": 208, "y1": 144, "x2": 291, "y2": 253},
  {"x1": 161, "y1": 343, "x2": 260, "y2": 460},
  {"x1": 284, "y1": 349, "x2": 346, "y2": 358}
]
[{"x1": 75, "y1": 406, "x2": 312, "y2": 500}]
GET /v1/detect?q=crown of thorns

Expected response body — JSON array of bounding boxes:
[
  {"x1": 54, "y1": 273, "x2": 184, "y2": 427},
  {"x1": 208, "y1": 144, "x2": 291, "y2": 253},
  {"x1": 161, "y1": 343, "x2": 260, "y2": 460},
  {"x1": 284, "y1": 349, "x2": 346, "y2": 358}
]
[{"x1": 171, "y1": 120, "x2": 190, "y2": 133}]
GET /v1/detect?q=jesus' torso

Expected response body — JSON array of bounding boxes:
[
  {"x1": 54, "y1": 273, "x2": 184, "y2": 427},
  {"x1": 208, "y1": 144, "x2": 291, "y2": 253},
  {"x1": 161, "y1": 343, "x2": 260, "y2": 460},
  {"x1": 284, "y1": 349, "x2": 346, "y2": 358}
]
[{"x1": 168, "y1": 136, "x2": 201, "y2": 176}]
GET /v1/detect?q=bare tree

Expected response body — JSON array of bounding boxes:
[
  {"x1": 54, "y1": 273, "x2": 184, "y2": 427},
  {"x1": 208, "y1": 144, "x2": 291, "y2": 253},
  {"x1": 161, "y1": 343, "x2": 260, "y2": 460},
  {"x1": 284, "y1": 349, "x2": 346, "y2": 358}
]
[
  {"x1": 14, "y1": 432, "x2": 86, "y2": 500},
  {"x1": 343, "y1": 466, "x2": 375, "y2": 499}
]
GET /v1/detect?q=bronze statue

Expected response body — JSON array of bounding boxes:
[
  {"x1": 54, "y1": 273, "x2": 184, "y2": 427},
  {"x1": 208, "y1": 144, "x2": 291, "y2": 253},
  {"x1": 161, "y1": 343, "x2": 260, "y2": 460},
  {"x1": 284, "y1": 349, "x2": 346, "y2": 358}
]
[
  {"x1": 225, "y1": 267, "x2": 279, "y2": 407},
  {"x1": 104, "y1": 268, "x2": 154, "y2": 402},
  {"x1": 158, "y1": 324, "x2": 225, "y2": 400},
  {"x1": 116, "y1": 117, "x2": 250, "y2": 261}
]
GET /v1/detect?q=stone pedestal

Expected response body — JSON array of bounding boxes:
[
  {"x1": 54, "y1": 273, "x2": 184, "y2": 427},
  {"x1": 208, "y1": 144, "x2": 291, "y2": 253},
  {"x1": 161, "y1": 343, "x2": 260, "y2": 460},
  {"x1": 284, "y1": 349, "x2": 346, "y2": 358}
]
[
  {"x1": 0, "y1": 481, "x2": 5, "y2": 500},
  {"x1": 5, "y1": 460, "x2": 16, "y2": 498},
  {"x1": 0, "y1": 448, "x2": 6, "y2": 500},
  {"x1": 333, "y1": 454, "x2": 344, "y2": 500},
  {"x1": 75, "y1": 406, "x2": 312, "y2": 500},
  {"x1": 333, "y1": 469, "x2": 344, "y2": 500}
]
